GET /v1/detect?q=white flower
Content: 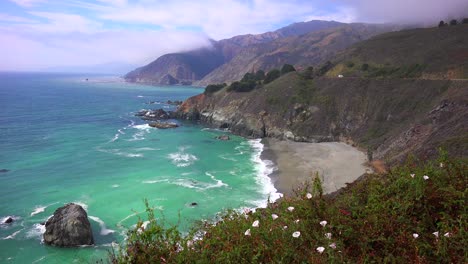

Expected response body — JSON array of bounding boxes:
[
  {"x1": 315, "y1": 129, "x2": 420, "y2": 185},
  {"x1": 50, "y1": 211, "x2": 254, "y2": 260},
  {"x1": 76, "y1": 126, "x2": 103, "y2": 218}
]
[
  {"x1": 306, "y1": 193, "x2": 312, "y2": 199},
  {"x1": 413, "y1": 233, "x2": 419, "y2": 239},
  {"x1": 283, "y1": 225, "x2": 288, "y2": 230},
  {"x1": 187, "y1": 240, "x2": 194, "y2": 248},
  {"x1": 287, "y1": 206, "x2": 295, "y2": 212},
  {"x1": 440, "y1": 162, "x2": 444, "y2": 168},
  {"x1": 294, "y1": 219, "x2": 300, "y2": 223},
  {"x1": 292, "y1": 231, "x2": 301, "y2": 238},
  {"x1": 320, "y1": 220, "x2": 327, "y2": 227},
  {"x1": 271, "y1": 214, "x2": 278, "y2": 220},
  {"x1": 410, "y1": 173, "x2": 415, "y2": 178},
  {"x1": 329, "y1": 243, "x2": 336, "y2": 249},
  {"x1": 444, "y1": 232, "x2": 451, "y2": 237},
  {"x1": 252, "y1": 220, "x2": 259, "y2": 227},
  {"x1": 325, "y1": 233, "x2": 332, "y2": 239},
  {"x1": 244, "y1": 229, "x2": 251, "y2": 236},
  {"x1": 432, "y1": 231, "x2": 439, "y2": 238},
  {"x1": 423, "y1": 175, "x2": 429, "y2": 180},
  {"x1": 316, "y1": 246, "x2": 325, "y2": 254}
]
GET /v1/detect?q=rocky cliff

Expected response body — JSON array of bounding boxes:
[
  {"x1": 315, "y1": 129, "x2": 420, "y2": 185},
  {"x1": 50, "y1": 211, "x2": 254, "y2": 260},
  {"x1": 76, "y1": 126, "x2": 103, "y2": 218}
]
[{"x1": 176, "y1": 73, "x2": 468, "y2": 162}]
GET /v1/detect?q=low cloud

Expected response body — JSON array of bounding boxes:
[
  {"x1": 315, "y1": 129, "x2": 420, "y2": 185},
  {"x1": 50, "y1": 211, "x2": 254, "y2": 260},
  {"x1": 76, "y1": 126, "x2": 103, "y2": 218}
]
[{"x1": 341, "y1": 0, "x2": 468, "y2": 24}]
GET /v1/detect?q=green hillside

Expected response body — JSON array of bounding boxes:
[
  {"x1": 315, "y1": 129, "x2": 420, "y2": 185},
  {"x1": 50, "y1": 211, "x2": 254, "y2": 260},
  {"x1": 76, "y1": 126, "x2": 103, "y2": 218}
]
[{"x1": 327, "y1": 24, "x2": 468, "y2": 79}]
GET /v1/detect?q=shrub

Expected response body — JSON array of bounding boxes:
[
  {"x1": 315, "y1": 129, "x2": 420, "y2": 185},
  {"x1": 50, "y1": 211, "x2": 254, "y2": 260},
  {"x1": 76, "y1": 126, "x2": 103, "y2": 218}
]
[
  {"x1": 449, "y1": 19, "x2": 458, "y2": 26},
  {"x1": 227, "y1": 80, "x2": 256, "y2": 92},
  {"x1": 204, "y1": 83, "x2": 226, "y2": 95},
  {"x1": 280, "y1": 64, "x2": 296, "y2": 75},
  {"x1": 361, "y1": 63, "x2": 369, "y2": 71},
  {"x1": 462, "y1": 18, "x2": 468, "y2": 24},
  {"x1": 264, "y1": 69, "x2": 281, "y2": 84},
  {"x1": 318, "y1": 61, "x2": 333, "y2": 76},
  {"x1": 438, "y1": 20, "x2": 446, "y2": 27},
  {"x1": 301, "y1": 66, "x2": 314, "y2": 79},
  {"x1": 255, "y1": 70, "x2": 265, "y2": 80}
]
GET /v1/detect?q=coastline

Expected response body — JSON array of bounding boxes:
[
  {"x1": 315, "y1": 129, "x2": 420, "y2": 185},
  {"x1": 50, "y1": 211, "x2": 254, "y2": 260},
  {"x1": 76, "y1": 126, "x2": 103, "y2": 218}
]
[{"x1": 261, "y1": 138, "x2": 369, "y2": 196}]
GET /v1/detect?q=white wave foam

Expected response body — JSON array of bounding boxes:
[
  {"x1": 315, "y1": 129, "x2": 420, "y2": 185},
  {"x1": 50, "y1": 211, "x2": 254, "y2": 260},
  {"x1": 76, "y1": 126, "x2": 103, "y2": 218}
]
[
  {"x1": 97, "y1": 147, "x2": 143, "y2": 158},
  {"x1": 168, "y1": 148, "x2": 198, "y2": 167},
  {"x1": 249, "y1": 139, "x2": 283, "y2": 207},
  {"x1": 89, "y1": 216, "x2": 115, "y2": 235},
  {"x1": 205, "y1": 172, "x2": 228, "y2": 188},
  {"x1": 110, "y1": 133, "x2": 119, "y2": 142},
  {"x1": 30, "y1": 202, "x2": 58, "y2": 217},
  {"x1": 3, "y1": 228, "x2": 23, "y2": 240},
  {"x1": 118, "y1": 129, "x2": 125, "y2": 134},
  {"x1": 127, "y1": 124, "x2": 151, "y2": 141},
  {"x1": 111, "y1": 184, "x2": 119, "y2": 188},
  {"x1": 142, "y1": 179, "x2": 168, "y2": 184},
  {"x1": 219, "y1": 154, "x2": 237, "y2": 161},
  {"x1": 30, "y1": 206, "x2": 46, "y2": 216},
  {"x1": 134, "y1": 147, "x2": 160, "y2": 151},
  {"x1": 137, "y1": 95, "x2": 144, "y2": 98},
  {"x1": 26, "y1": 224, "x2": 46, "y2": 240},
  {"x1": 133, "y1": 124, "x2": 151, "y2": 131}
]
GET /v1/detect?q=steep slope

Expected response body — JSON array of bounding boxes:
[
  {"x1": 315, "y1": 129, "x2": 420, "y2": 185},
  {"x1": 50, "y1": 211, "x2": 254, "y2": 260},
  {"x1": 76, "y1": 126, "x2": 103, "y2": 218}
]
[
  {"x1": 198, "y1": 23, "x2": 396, "y2": 85},
  {"x1": 327, "y1": 24, "x2": 468, "y2": 79},
  {"x1": 177, "y1": 73, "x2": 468, "y2": 162},
  {"x1": 124, "y1": 20, "x2": 346, "y2": 85}
]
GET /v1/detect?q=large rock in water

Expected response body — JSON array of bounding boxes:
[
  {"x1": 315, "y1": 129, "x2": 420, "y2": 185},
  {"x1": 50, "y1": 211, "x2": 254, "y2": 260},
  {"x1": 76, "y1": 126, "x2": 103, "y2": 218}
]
[{"x1": 43, "y1": 203, "x2": 94, "y2": 247}]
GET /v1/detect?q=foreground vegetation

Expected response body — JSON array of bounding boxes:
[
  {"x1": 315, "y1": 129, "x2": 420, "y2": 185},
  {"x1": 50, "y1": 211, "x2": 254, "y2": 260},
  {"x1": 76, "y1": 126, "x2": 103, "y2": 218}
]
[{"x1": 111, "y1": 152, "x2": 466, "y2": 263}]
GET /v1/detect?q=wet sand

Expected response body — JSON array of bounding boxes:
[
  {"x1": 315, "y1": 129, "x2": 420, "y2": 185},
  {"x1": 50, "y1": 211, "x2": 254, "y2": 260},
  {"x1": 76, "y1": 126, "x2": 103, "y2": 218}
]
[{"x1": 261, "y1": 138, "x2": 369, "y2": 195}]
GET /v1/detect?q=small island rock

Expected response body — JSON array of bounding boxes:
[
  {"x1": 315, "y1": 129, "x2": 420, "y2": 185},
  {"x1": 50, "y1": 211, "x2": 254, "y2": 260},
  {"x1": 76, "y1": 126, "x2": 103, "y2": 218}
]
[
  {"x1": 43, "y1": 203, "x2": 94, "y2": 247},
  {"x1": 3, "y1": 217, "x2": 14, "y2": 224},
  {"x1": 149, "y1": 122, "x2": 179, "y2": 129}
]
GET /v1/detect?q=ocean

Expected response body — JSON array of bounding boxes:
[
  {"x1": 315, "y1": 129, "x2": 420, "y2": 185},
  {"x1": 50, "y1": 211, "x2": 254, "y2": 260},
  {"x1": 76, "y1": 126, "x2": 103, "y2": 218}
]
[{"x1": 0, "y1": 73, "x2": 280, "y2": 263}]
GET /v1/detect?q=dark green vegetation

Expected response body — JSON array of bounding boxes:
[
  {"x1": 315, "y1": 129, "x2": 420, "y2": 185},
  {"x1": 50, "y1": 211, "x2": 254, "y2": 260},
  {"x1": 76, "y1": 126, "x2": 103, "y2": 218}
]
[
  {"x1": 111, "y1": 153, "x2": 467, "y2": 263},
  {"x1": 220, "y1": 65, "x2": 298, "y2": 92},
  {"x1": 203, "y1": 83, "x2": 226, "y2": 95},
  {"x1": 329, "y1": 24, "x2": 468, "y2": 79}
]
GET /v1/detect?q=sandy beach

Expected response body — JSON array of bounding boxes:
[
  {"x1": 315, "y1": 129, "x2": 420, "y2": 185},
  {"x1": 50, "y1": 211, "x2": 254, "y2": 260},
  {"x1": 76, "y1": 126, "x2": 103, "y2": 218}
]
[{"x1": 262, "y1": 138, "x2": 369, "y2": 195}]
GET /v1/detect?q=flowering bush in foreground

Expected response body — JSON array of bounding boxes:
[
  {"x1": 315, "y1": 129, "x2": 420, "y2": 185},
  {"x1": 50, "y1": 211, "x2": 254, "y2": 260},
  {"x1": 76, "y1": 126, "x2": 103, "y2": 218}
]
[{"x1": 111, "y1": 152, "x2": 466, "y2": 263}]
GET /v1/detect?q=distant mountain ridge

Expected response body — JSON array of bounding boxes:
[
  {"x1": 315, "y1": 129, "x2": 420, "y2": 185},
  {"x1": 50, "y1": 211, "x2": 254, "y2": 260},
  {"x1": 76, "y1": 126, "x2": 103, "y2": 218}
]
[{"x1": 125, "y1": 20, "x2": 351, "y2": 85}]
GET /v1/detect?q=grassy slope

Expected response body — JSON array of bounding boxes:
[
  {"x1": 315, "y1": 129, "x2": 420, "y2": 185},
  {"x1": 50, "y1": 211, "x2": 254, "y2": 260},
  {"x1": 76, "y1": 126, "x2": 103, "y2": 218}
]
[
  {"x1": 112, "y1": 154, "x2": 467, "y2": 263},
  {"x1": 327, "y1": 24, "x2": 468, "y2": 79}
]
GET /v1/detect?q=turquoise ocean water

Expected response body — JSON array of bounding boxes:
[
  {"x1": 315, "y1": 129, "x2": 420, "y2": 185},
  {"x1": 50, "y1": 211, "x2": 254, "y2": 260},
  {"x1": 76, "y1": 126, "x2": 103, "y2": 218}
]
[{"x1": 0, "y1": 73, "x2": 280, "y2": 263}]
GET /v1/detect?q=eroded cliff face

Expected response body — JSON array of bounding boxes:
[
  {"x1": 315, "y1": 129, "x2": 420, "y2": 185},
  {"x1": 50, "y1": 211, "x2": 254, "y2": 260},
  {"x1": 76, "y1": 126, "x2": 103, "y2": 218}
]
[{"x1": 176, "y1": 74, "x2": 468, "y2": 162}]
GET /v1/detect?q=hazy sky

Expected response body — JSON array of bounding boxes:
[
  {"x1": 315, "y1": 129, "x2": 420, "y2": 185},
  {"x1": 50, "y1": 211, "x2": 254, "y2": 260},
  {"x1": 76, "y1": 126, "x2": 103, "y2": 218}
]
[{"x1": 1, "y1": 0, "x2": 467, "y2": 71}]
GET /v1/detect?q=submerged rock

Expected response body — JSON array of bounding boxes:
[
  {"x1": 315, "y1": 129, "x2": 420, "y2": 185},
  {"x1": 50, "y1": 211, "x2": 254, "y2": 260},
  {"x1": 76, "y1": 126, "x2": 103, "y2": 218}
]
[
  {"x1": 190, "y1": 202, "x2": 198, "y2": 206},
  {"x1": 0, "y1": 169, "x2": 9, "y2": 173},
  {"x1": 43, "y1": 203, "x2": 94, "y2": 247},
  {"x1": 3, "y1": 217, "x2": 14, "y2": 224},
  {"x1": 149, "y1": 122, "x2": 179, "y2": 129},
  {"x1": 216, "y1": 135, "x2": 230, "y2": 141}
]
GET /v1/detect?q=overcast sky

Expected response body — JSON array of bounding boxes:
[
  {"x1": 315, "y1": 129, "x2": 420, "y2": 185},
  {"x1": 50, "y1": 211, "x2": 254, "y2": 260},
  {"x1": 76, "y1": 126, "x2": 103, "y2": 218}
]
[{"x1": 1, "y1": 0, "x2": 467, "y2": 71}]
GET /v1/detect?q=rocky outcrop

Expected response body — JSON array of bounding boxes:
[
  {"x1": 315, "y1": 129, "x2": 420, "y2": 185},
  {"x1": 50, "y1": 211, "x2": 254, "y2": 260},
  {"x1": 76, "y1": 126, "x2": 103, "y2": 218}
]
[
  {"x1": 136, "y1": 109, "x2": 172, "y2": 121},
  {"x1": 3, "y1": 217, "x2": 14, "y2": 224},
  {"x1": 149, "y1": 122, "x2": 179, "y2": 129},
  {"x1": 176, "y1": 74, "x2": 468, "y2": 163},
  {"x1": 43, "y1": 203, "x2": 94, "y2": 247}
]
